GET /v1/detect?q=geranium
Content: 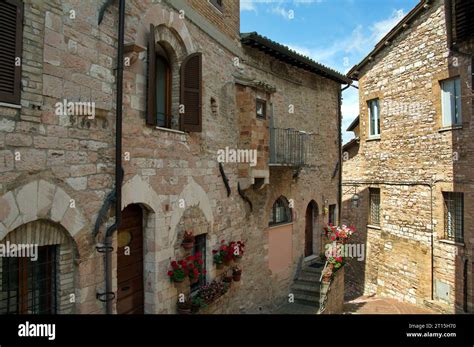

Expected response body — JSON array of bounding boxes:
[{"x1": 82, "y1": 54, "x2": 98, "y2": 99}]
[
  {"x1": 213, "y1": 242, "x2": 231, "y2": 264},
  {"x1": 169, "y1": 253, "x2": 206, "y2": 283},
  {"x1": 323, "y1": 224, "x2": 356, "y2": 243},
  {"x1": 167, "y1": 260, "x2": 186, "y2": 282},
  {"x1": 229, "y1": 240, "x2": 245, "y2": 260}
]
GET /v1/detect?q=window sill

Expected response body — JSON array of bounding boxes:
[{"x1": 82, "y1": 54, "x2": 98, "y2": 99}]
[
  {"x1": 0, "y1": 102, "x2": 22, "y2": 109},
  {"x1": 366, "y1": 136, "x2": 380, "y2": 142},
  {"x1": 438, "y1": 125, "x2": 462, "y2": 133},
  {"x1": 155, "y1": 126, "x2": 186, "y2": 135},
  {"x1": 367, "y1": 224, "x2": 381, "y2": 230},
  {"x1": 268, "y1": 221, "x2": 293, "y2": 229},
  {"x1": 439, "y1": 239, "x2": 464, "y2": 247}
]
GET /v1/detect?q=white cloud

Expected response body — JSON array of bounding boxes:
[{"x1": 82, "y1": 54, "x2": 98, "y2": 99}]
[{"x1": 240, "y1": 0, "x2": 324, "y2": 13}]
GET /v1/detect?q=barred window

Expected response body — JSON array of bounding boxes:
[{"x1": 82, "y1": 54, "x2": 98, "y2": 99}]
[
  {"x1": 0, "y1": 245, "x2": 57, "y2": 314},
  {"x1": 369, "y1": 188, "x2": 380, "y2": 226},
  {"x1": 269, "y1": 196, "x2": 292, "y2": 226},
  {"x1": 328, "y1": 204, "x2": 336, "y2": 225},
  {"x1": 443, "y1": 192, "x2": 464, "y2": 242},
  {"x1": 191, "y1": 234, "x2": 206, "y2": 292}
]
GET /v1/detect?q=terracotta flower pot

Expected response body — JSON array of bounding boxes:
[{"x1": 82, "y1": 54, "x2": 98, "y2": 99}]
[
  {"x1": 232, "y1": 272, "x2": 241, "y2": 282},
  {"x1": 182, "y1": 241, "x2": 194, "y2": 250},
  {"x1": 223, "y1": 276, "x2": 233, "y2": 285},
  {"x1": 233, "y1": 256, "x2": 242, "y2": 263}
]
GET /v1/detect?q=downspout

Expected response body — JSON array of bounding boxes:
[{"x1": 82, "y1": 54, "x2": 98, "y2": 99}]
[
  {"x1": 339, "y1": 83, "x2": 352, "y2": 223},
  {"x1": 96, "y1": 0, "x2": 125, "y2": 314}
]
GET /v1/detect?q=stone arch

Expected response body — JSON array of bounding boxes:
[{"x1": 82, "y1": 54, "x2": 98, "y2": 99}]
[
  {"x1": 135, "y1": 3, "x2": 195, "y2": 55},
  {"x1": 0, "y1": 180, "x2": 88, "y2": 243},
  {"x1": 121, "y1": 175, "x2": 162, "y2": 213},
  {"x1": 0, "y1": 219, "x2": 78, "y2": 314},
  {"x1": 169, "y1": 177, "x2": 213, "y2": 247}
]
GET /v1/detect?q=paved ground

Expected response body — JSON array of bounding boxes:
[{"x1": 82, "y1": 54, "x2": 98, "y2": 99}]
[
  {"x1": 274, "y1": 303, "x2": 318, "y2": 314},
  {"x1": 343, "y1": 295, "x2": 436, "y2": 314}
]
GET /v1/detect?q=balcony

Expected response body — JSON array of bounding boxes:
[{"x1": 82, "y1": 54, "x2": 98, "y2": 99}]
[{"x1": 269, "y1": 128, "x2": 313, "y2": 167}]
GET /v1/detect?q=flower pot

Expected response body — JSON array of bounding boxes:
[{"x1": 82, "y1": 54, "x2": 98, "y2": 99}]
[
  {"x1": 328, "y1": 263, "x2": 335, "y2": 270},
  {"x1": 322, "y1": 274, "x2": 332, "y2": 283},
  {"x1": 223, "y1": 276, "x2": 233, "y2": 286},
  {"x1": 232, "y1": 273, "x2": 241, "y2": 282},
  {"x1": 233, "y1": 256, "x2": 242, "y2": 263},
  {"x1": 216, "y1": 262, "x2": 224, "y2": 269},
  {"x1": 182, "y1": 241, "x2": 194, "y2": 250}
]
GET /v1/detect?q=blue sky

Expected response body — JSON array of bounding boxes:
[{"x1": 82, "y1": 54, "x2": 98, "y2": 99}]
[{"x1": 240, "y1": 0, "x2": 419, "y2": 143}]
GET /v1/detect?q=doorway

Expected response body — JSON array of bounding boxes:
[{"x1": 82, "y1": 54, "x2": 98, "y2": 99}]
[
  {"x1": 305, "y1": 201, "x2": 318, "y2": 257},
  {"x1": 117, "y1": 204, "x2": 144, "y2": 314}
]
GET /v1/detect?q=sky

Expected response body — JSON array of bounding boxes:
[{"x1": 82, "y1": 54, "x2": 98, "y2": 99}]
[{"x1": 240, "y1": 0, "x2": 419, "y2": 143}]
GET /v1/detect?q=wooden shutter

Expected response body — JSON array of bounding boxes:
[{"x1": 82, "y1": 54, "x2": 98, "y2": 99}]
[
  {"x1": 0, "y1": 0, "x2": 23, "y2": 104},
  {"x1": 180, "y1": 53, "x2": 202, "y2": 132},
  {"x1": 146, "y1": 24, "x2": 157, "y2": 126}
]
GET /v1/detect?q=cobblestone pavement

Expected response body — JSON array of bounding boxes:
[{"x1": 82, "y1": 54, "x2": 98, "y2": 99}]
[{"x1": 343, "y1": 295, "x2": 436, "y2": 314}]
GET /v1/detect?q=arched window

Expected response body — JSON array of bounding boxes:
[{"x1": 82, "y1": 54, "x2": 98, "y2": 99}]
[
  {"x1": 269, "y1": 196, "x2": 292, "y2": 226},
  {"x1": 155, "y1": 44, "x2": 171, "y2": 128}
]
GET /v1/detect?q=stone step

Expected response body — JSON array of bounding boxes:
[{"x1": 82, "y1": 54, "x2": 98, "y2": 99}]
[
  {"x1": 301, "y1": 265, "x2": 324, "y2": 274},
  {"x1": 294, "y1": 298, "x2": 320, "y2": 307},
  {"x1": 291, "y1": 281, "x2": 321, "y2": 294},
  {"x1": 294, "y1": 293, "x2": 320, "y2": 305},
  {"x1": 297, "y1": 272, "x2": 321, "y2": 283}
]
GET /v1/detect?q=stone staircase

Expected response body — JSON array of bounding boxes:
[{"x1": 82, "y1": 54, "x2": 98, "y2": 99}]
[{"x1": 291, "y1": 257, "x2": 324, "y2": 308}]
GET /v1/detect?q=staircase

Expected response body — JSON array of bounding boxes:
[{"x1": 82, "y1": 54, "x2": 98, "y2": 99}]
[{"x1": 291, "y1": 257, "x2": 324, "y2": 307}]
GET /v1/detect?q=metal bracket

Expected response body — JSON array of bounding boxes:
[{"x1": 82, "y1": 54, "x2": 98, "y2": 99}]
[
  {"x1": 96, "y1": 292, "x2": 115, "y2": 302},
  {"x1": 96, "y1": 245, "x2": 114, "y2": 253}
]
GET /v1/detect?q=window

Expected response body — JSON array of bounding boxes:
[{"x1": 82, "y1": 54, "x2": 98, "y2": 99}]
[
  {"x1": 368, "y1": 99, "x2": 380, "y2": 137},
  {"x1": 328, "y1": 204, "x2": 336, "y2": 225},
  {"x1": 443, "y1": 192, "x2": 463, "y2": 242},
  {"x1": 191, "y1": 234, "x2": 206, "y2": 292},
  {"x1": 256, "y1": 99, "x2": 266, "y2": 119},
  {"x1": 0, "y1": 0, "x2": 23, "y2": 104},
  {"x1": 210, "y1": 0, "x2": 223, "y2": 12},
  {"x1": 0, "y1": 246, "x2": 57, "y2": 314},
  {"x1": 147, "y1": 25, "x2": 202, "y2": 132},
  {"x1": 441, "y1": 78, "x2": 462, "y2": 127},
  {"x1": 369, "y1": 188, "x2": 380, "y2": 226},
  {"x1": 269, "y1": 196, "x2": 292, "y2": 226}
]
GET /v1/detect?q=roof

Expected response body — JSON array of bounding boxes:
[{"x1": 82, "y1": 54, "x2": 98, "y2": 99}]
[
  {"x1": 347, "y1": 0, "x2": 433, "y2": 80},
  {"x1": 342, "y1": 137, "x2": 359, "y2": 152},
  {"x1": 240, "y1": 32, "x2": 352, "y2": 85},
  {"x1": 346, "y1": 116, "x2": 359, "y2": 132}
]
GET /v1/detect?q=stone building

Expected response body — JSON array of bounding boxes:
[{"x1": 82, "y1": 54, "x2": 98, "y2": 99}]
[
  {"x1": 343, "y1": 0, "x2": 473, "y2": 313},
  {"x1": 0, "y1": 0, "x2": 349, "y2": 314}
]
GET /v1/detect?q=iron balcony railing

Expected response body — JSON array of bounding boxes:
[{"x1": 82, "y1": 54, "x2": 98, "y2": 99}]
[{"x1": 269, "y1": 127, "x2": 313, "y2": 167}]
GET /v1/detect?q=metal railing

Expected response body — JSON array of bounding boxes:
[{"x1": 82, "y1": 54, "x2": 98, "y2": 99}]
[{"x1": 269, "y1": 128, "x2": 312, "y2": 167}]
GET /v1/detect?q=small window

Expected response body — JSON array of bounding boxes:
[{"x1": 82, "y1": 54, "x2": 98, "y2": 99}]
[
  {"x1": 155, "y1": 52, "x2": 171, "y2": 128},
  {"x1": 0, "y1": 246, "x2": 57, "y2": 314},
  {"x1": 369, "y1": 188, "x2": 380, "y2": 226},
  {"x1": 0, "y1": 0, "x2": 23, "y2": 104},
  {"x1": 269, "y1": 196, "x2": 292, "y2": 226},
  {"x1": 210, "y1": 0, "x2": 223, "y2": 12},
  {"x1": 441, "y1": 78, "x2": 462, "y2": 127},
  {"x1": 191, "y1": 234, "x2": 207, "y2": 292},
  {"x1": 443, "y1": 192, "x2": 463, "y2": 242},
  {"x1": 368, "y1": 99, "x2": 380, "y2": 137},
  {"x1": 256, "y1": 99, "x2": 266, "y2": 119},
  {"x1": 328, "y1": 204, "x2": 336, "y2": 225}
]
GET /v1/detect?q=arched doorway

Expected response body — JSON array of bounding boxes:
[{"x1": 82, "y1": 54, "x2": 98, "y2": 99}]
[
  {"x1": 305, "y1": 201, "x2": 318, "y2": 257},
  {"x1": 117, "y1": 204, "x2": 144, "y2": 314}
]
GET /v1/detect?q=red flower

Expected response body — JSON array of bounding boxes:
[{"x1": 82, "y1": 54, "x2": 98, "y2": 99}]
[
  {"x1": 221, "y1": 240, "x2": 225, "y2": 243},
  {"x1": 212, "y1": 250, "x2": 217, "y2": 254},
  {"x1": 171, "y1": 261, "x2": 178, "y2": 270},
  {"x1": 198, "y1": 259, "x2": 204, "y2": 265},
  {"x1": 188, "y1": 263, "x2": 195, "y2": 269},
  {"x1": 193, "y1": 269, "x2": 199, "y2": 275},
  {"x1": 336, "y1": 257, "x2": 343, "y2": 262},
  {"x1": 222, "y1": 246, "x2": 228, "y2": 251},
  {"x1": 195, "y1": 251, "x2": 202, "y2": 258},
  {"x1": 167, "y1": 271, "x2": 173, "y2": 277},
  {"x1": 331, "y1": 236, "x2": 335, "y2": 241},
  {"x1": 203, "y1": 269, "x2": 207, "y2": 274}
]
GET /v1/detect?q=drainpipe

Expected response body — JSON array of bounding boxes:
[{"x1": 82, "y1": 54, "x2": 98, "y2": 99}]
[
  {"x1": 99, "y1": 0, "x2": 125, "y2": 314},
  {"x1": 339, "y1": 83, "x2": 352, "y2": 224}
]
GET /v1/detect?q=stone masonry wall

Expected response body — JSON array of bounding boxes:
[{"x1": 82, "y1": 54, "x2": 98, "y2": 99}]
[
  {"x1": 0, "y1": 0, "x2": 342, "y2": 314},
  {"x1": 342, "y1": 0, "x2": 474, "y2": 312}
]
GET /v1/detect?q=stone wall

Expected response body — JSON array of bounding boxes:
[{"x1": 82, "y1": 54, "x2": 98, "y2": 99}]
[
  {"x1": 0, "y1": 0, "x2": 342, "y2": 314},
  {"x1": 342, "y1": 0, "x2": 474, "y2": 313}
]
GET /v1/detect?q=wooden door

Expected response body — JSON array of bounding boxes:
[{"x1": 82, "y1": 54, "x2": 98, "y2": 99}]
[
  {"x1": 117, "y1": 204, "x2": 144, "y2": 314},
  {"x1": 305, "y1": 203, "x2": 313, "y2": 257}
]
